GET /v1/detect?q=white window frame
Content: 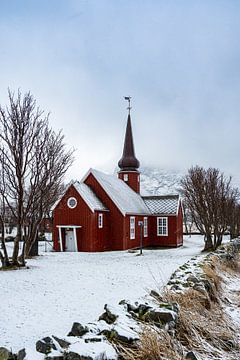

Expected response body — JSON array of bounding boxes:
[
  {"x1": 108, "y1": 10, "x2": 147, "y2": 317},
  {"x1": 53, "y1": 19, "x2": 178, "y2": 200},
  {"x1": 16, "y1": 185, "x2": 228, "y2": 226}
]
[
  {"x1": 98, "y1": 213, "x2": 103, "y2": 228},
  {"x1": 123, "y1": 174, "x2": 128, "y2": 182},
  {"x1": 130, "y1": 216, "x2": 135, "y2": 240},
  {"x1": 157, "y1": 217, "x2": 168, "y2": 236},
  {"x1": 143, "y1": 217, "x2": 148, "y2": 237},
  {"x1": 67, "y1": 197, "x2": 77, "y2": 209}
]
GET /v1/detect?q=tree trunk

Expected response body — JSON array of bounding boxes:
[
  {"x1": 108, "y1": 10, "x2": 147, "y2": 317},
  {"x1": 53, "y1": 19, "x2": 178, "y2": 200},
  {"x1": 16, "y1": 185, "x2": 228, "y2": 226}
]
[
  {"x1": 216, "y1": 234, "x2": 223, "y2": 247},
  {"x1": 12, "y1": 223, "x2": 21, "y2": 265},
  {"x1": 203, "y1": 233, "x2": 213, "y2": 251},
  {"x1": 1, "y1": 222, "x2": 10, "y2": 267}
]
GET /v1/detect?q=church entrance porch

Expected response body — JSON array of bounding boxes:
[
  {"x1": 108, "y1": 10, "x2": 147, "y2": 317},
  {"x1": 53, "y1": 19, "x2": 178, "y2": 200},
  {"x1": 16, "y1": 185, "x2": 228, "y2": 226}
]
[{"x1": 56, "y1": 225, "x2": 81, "y2": 252}]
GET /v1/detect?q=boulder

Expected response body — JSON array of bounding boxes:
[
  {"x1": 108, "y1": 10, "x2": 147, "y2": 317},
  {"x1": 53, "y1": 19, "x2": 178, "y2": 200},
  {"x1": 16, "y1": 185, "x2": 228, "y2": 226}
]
[
  {"x1": 100, "y1": 329, "x2": 137, "y2": 345},
  {"x1": 185, "y1": 351, "x2": 199, "y2": 359},
  {"x1": 36, "y1": 337, "x2": 56, "y2": 354},
  {"x1": 17, "y1": 349, "x2": 26, "y2": 360},
  {"x1": 0, "y1": 348, "x2": 10, "y2": 360},
  {"x1": 144, "y1": 309, "x2": 176, "y2": 325},
  {"x1": 68, "y1": 323, "x2": 89, "y2": 337},
  {"x1": 64, "y1": 352, "x2": 92, "y2": 360},
  {"x1": 187, "y1": 275, "x2": 199, "y2": 284},
  {"x1": 99, "y1": 305, "x2": 118, "y2": 324},
  {"x1": 52, "y1": 336, "x2": 70, "y2": 349}
]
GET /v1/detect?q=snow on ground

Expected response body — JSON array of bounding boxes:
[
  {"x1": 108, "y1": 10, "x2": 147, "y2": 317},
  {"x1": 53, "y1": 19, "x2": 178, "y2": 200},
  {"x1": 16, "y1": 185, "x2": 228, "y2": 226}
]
[{"x1": 0, "y1": 235, "x2": 226, "y2": 352}]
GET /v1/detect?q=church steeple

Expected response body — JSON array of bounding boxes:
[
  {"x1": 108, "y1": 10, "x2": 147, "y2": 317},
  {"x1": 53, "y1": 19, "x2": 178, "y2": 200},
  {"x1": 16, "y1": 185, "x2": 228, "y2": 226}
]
[
  {"x1": 118, "y1": 97, "x2": 140, "y2": 193},
  {"x1": 118, "y1": 114, "x2": 140, "y2": 171}
]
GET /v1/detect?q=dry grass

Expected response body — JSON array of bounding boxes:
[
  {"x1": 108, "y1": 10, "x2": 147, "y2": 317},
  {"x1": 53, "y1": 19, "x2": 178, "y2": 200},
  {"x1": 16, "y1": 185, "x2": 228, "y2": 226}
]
[
  {"x1": 119, "y1": 253, "x2": 240, "y2": 360},
  {"x1": 166, "y1": 289, "x2": 236, "y2": 356},
  {"x1": 118, "y1": 327, "x2": 183, "y2": 360}
]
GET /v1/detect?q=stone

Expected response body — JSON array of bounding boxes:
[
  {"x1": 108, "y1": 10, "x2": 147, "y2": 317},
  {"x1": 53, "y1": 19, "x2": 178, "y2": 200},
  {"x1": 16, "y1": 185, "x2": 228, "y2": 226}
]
[
  {"x1": 98, "y1": 305, "x2": 118, "y2": 324},
  {"x1": 138, "y1": 304, "x2": 151, "y2": 317},
  {"x1": 144, "y1": 310, "x2": 176, "y2": 325},
  {"x1": 46, "y1": 356, "x2": 64, "y2": 360},
  {"x1": 64, "y1": 352, "x2": 92, "y2": 360},
  {"x1": 17, "y1": 349, "x2": 26, "y2": 360},
  {"x1": 68, "y1": 322, "x2": 89, "y2": 337},
  {"x1": 150, "y1": 290, "x2": 163, "y2": 301},
  {"x1": 36, "y1": 337, "x2": 56, "y2": 354},
  {"x1": 52, "y1": 336, "x2": 70, "y2": 349},
  {"x1": 187, "y1": 275, "x2": 199, "y2": 284},
  {"x1": 185, "y1": 351, "x2": 199, "y2": 359},
  {"x1": 101, "y1": 329, "x2": 137, "y2": 345},
  {"x1": 0, "y1": 348, "x2": 10, "y2": 360},
  {"x1": 84, "y1": 337, "x2": 102, "y2": 343}
]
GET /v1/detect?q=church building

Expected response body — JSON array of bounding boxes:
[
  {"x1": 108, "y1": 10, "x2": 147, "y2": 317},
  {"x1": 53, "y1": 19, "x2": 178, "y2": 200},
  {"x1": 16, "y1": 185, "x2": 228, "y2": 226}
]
[{"x1": 53, "y1": 107, "x2": 183, "y2": 252}]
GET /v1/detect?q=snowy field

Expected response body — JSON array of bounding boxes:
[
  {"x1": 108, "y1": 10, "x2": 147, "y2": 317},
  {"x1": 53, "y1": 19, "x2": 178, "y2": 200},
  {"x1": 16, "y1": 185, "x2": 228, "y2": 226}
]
[{"x1": 0, "y1": 235, "x2": 227, "y2": 352}]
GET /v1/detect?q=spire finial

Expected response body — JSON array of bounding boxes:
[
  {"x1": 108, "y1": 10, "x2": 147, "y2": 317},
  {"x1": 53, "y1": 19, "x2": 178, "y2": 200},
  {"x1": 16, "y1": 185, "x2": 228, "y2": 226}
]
[{"x1": 124, "y1": 96, "x2": 131, "y2": 115}]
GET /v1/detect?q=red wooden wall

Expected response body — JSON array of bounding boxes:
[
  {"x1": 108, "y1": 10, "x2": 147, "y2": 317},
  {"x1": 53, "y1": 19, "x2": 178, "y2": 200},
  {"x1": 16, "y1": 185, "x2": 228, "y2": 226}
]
[{"x1": 84, "y1": 173, "x2": 125, "y2": 250}]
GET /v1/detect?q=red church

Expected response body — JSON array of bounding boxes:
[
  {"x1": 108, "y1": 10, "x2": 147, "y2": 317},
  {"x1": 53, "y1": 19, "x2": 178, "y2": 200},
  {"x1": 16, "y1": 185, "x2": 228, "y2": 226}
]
[{"x1": 53, "y1": 110, "x2": 183, "y2": 252}]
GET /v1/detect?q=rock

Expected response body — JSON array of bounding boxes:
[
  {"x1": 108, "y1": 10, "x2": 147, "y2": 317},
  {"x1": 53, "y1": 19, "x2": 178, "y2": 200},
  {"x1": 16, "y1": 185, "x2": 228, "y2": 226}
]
[
  {"x1": 99, "y1": 305, "x2": 118, "y2": 324},
  {"x1": 17, "y1": 349, "x2": 26, "y2": 360},
  {"x1": 46, "y1": 356, "x2": 64, "y2": 360},
  {"x1": 150, "y1": 290, "x2": 163, "y2": 301},
  {"x1": 185, "y1": 351, "x2": 199, "y2": 359},
  {"x1": 68, "y1": 322, "x2": 89, "y2": 337},
  {"x1": 138, "y1": 304, "x2": 151, "y2": 317},
  {"x1": 84, "y1": 337, "x2": 102, "y2": 343},
  {"x1": 64, "y1": 352, "x2": 92, "y2": 360},
  {"x1": 36, "y1": 337, "x2": 56, "y2": 354},
  {"x1": 187, "y1": 275, "x2": 199, "y2": 284},
  {"x1": 52, "y1": 336, "x2": 70, "y2": 349},
  {"x1": 0, "y1": 348, "x2": 10, "y2": 360},
  {"x1": 144, "y1": 309, "x2": 176, "y2": 325},
  {"x1": 101, "y1": 329, "x2": 137, "y2": 345}
]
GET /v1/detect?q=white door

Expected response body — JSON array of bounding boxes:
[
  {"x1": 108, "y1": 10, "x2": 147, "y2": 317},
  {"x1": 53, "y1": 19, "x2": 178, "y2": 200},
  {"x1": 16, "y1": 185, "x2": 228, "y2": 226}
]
[{"x1": 65, "y1": 230, "x2": 76, "y2": 252}]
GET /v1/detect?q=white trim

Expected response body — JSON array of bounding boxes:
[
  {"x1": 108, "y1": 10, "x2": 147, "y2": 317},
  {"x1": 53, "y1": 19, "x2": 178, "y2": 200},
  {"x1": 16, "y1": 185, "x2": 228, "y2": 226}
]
[
  {"x1": 56, "y1": 225, "x2": 81, "y2": 252},
  {"x1": 67, "y1": 197, "x2": 77, "y2": 209},
  {"x1": 143, "y1": 217, "x2": 148, "y2": 237},
  {"x1": 58, "y1": 227, "x2": 63, "y2": 251},
  {"x1": 130, "y1": 216, "x2": 135, "y2": 240},
  {"x1": 123, "y1": 174, "x2": 128, "y2": 182},
  {"x1": 73, "y1": 227, "x2": 78, "y2": 251},
  {"x1": 57, "y1": 225, "x2": 82, "y2": 228},
  {"x1": 157, "y1": 217, "x2": 168, "y2": 236},
  {"x1": 98, "y1": 213, "x2": 103, "y2": 228}
]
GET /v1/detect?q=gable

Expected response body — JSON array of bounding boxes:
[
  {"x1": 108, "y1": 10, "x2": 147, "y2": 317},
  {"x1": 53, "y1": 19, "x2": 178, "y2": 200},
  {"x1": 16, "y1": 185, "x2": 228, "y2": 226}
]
[
  {"x1": 82, "y1": 168, "x2": 150, "y2": 216},
  {"x1": 52, "y1": 182, "x2": 108, "y2": 213}
]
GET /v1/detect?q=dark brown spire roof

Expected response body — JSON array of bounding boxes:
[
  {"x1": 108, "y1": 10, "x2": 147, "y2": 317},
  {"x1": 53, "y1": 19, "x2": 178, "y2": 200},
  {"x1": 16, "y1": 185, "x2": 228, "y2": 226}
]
[{"x1": 118, "y1": 114, "x2": 140, "y2": 171}]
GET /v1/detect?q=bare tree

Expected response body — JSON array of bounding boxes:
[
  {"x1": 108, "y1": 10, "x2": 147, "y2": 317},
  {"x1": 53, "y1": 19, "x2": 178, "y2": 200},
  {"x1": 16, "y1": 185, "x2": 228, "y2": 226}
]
[
  {"x1": 181, "y1": 166, "x2": 238, "y2": 251},
  {"x1": 0, "y1": 90, "x2": 74, "y2": 268}
]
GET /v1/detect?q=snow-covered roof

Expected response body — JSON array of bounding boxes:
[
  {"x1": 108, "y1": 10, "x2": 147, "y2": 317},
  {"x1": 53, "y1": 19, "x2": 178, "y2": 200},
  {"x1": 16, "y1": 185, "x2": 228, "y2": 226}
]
[
  {"x1": 142, "y1": 195, "x2": 180, "y2": 215},
  {"x1": 73, "y1": 182, "x2": 108, "y2": 212},
  {"x1": 82, "y1": 168, "x2": 150, "y2": 215}
]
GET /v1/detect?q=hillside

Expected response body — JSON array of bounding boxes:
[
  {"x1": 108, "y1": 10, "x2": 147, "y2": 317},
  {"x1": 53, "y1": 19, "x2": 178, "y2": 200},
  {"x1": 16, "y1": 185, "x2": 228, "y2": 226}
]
[{"x1": 140, "y1": 166, "x2": 183, "y2": 196}]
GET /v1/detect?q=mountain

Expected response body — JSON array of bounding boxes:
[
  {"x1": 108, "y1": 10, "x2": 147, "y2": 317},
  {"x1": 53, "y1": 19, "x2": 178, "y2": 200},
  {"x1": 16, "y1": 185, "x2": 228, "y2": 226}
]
[{"x1": 140, "y1": 166, "x2": 184, "y2": 196}]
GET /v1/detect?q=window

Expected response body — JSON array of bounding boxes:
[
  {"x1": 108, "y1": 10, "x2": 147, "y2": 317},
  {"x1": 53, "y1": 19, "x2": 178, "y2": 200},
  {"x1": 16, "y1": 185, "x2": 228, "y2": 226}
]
[
  {"x1": 98, "y1": 213, "x2": 103, "y2": 228},
  {"x1": 143, "y1": 217, "x2": 148, "y2": 237},
  {"x1": 124, "y1": 174, "x2": 128, "y2": 182},
  {"x1": 67, "y1": 197, "x2": 77, "y2": 209},
  {"x1": 157, "y1": 217, "x2": 168, "y2": 236},
  {"x1": 130, "y1": 216, "x2": 135, "y2": 240}
]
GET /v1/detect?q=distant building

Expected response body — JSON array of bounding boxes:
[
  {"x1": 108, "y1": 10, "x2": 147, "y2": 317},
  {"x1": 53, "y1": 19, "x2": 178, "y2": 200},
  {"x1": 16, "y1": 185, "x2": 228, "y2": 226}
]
[{"x1": 52, "y1": 111, "x2": 183, "y2": 252}]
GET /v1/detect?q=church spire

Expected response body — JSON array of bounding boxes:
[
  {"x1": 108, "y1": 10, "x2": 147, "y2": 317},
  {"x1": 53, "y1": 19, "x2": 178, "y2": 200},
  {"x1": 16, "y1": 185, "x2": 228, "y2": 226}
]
[{"x1": 118, "y1": 97, "x2": 140, "y2": 171}]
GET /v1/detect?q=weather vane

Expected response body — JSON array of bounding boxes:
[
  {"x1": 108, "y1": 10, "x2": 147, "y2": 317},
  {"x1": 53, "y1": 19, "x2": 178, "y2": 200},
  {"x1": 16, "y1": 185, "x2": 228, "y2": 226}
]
[{"x1": 124, "y1": 96, "x2": 131, "y2": 115}]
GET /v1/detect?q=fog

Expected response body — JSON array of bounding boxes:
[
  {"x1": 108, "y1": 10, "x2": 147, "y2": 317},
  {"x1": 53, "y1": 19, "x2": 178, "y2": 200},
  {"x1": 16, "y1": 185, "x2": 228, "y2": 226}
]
[{"x1": 0, "y1": 0, "x2": 239, "y2": 184}]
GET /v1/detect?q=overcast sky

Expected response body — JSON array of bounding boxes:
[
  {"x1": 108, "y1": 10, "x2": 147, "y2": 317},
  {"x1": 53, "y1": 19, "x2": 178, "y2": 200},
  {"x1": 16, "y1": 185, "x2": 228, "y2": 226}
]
[{"x1": 0, "y1": 0, "x2": 239, "y2": 184}]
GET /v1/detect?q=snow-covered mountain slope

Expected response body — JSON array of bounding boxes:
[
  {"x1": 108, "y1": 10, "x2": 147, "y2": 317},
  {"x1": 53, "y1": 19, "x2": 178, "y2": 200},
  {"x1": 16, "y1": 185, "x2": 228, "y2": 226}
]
[{"x1": 140, "y1": 166, "x2": 183, "y2": 196}]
